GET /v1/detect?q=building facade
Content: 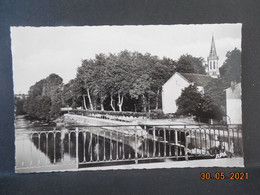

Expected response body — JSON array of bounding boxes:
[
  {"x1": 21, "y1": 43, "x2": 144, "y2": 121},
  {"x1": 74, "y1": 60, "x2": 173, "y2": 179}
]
[
  {"x1": 162, "y1": 35, "x2": 219, "y2": 114},
  {"x1": 162, "y1": 72, "x2": 213, "y2": 114},
  {"x1": 225, "y1": 82, "x2": 242, "y2": 124}
]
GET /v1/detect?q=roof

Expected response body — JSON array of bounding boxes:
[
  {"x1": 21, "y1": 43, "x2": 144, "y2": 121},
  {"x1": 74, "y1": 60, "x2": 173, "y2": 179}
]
[
  {"x1": 208, "y1": 35, "x2": 218, "y2": 58},
  {"x1": 179, "y1": 72, "x2": 214, "y2": 87}
]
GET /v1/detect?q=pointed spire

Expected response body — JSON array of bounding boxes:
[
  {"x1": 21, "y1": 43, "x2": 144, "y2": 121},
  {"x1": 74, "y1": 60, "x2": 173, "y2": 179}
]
[
  {"x1": 209, "y1": 35, "x2": 217, "y2": 58},
  {"x1": 207, "y1": 34, "x2": 219, "y2": 77}
]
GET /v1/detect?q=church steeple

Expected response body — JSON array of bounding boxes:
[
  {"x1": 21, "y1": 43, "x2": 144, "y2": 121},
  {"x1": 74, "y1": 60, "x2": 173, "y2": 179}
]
[
  {"x1": 209, "y1": 35, "x2": 217, "y2": 58},
  {"x1": 207, "y1": 35, "x2": 219, "y2": 78}
]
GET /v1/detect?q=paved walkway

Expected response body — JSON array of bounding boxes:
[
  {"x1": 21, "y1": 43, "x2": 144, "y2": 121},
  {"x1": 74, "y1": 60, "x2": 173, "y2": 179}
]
[
  {"x1": 17, "y1": 157, "x2": 244, "y2": 173},
  {"x1": 80, "y1": 157, "x2": 244, "y2": 171}
]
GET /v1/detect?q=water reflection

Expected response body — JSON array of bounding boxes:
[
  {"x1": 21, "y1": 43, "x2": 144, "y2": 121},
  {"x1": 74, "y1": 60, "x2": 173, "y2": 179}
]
[
  {"x1": 28, "y1": 128, "x2": 189, "y2": 165},
  {"x1": 16, "y1": 116, "x2": 190, "y2": 169},
  {"x1": 29, "y1": 130, "x2": 139, "y2": 164},
  {"x1": 16, "y1": 116, "x2": 243, "y2": 170}
]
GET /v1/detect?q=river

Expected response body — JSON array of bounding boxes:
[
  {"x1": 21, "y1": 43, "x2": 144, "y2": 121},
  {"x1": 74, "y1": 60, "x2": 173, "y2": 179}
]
[
  {"x1": 16, "y1": 115, "x2": 241, "y2": 173},
  {"x1": 15, "y1": 115, "x2": 147, "y2": 172}
]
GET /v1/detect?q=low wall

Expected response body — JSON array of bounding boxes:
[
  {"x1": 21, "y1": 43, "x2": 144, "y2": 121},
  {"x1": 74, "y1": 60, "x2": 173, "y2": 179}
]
[
  {"x1": 64, "y1": 114, "x2": 139, "y2": 126},
  {"x1": 64, "y1": 114, "x2": 145, "y2": 136}
]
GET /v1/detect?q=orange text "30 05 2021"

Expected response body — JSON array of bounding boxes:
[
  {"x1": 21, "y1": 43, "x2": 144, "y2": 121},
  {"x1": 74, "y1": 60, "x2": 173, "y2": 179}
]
[{"x1": 200, "y1": 172, "x2": 249, "y2": 180}]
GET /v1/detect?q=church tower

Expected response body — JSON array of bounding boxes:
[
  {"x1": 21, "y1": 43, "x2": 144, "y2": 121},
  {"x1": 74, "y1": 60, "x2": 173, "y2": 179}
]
[{"x1": 207, "y1": 35, "x2": 219, "y2": 78}]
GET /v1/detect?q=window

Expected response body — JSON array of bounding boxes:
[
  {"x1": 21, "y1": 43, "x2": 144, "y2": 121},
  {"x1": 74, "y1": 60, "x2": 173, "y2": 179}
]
[{"x1": 213, "y1": 61, "x2": 215, "y2": 69}]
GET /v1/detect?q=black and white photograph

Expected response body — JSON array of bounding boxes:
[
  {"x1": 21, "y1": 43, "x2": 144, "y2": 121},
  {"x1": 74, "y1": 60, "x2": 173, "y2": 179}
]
[{"x1": 12, "y1": 24, "x2": 243, "y2": 173}]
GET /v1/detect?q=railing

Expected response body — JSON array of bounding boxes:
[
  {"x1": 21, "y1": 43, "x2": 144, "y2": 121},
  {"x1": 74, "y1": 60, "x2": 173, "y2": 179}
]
[{"x1": 15, "y1": 124, "x2": 243, "y2": 172}]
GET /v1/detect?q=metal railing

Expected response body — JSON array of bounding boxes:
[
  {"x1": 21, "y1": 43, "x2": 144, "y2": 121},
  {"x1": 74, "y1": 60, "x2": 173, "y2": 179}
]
[{"x1": 15, "y1": 124, "x2": 243, "y2": 172}]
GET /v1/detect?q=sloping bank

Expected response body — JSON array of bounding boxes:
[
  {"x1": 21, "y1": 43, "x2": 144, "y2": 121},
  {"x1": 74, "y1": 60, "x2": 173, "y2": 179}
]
[
  {"x1": 64, "y1": 113, "x2": 149, "y2": 135},
  {"x1": 63, "y1": 113, "x2": 152, "y2": 150}
]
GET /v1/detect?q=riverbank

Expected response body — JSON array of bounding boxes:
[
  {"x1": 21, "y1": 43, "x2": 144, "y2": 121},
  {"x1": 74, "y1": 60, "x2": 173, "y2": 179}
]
[{"x1": 63, "y1": 113, "x2": 203, "y2": 126}]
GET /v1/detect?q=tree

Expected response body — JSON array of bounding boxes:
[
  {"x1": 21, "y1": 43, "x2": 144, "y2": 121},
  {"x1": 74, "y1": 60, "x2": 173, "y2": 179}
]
[
  {"x1": 112, "y1": 50, "x2": 134, "y2": 111},
  {"x1": 176, "y1": 85, "x2": 203, "y2": 116},
  {"x1": 198, "y1": 95, "x2": 224, "y2": 121},
  {"x1": 75, "y1": 50, "x2": 178, "y2": 112},
  {"x1": 14, "y1": 96, "x2": 26, "y2": 115},
  {"x1": 176, "y1": 84, "x2": 224, "y2": 121},
  {"x1": 129, "y1": 74, "x2": 154, "y2": 112},
  {"x1": 93, "y1": 53, "x2": 110, "y2": 111},
  {"x1": 176, "y1": 54, "x2": 206, "y2": 75},
  {"x1": 220, "y1": 48, "x2": 241, "y2": 83},
  {"x1": 37, "y1": 96, "x2": 52, "y2": 119},
  {"x1": 42, "y1": 74, "x2": 63, "y2": 97},
  {"x1": 62, "y1": 79, "x2": 77, "y2": 108},
  {"x1": 105, "y1": 53, "x2": 118, "y2": 111},
  {"x1": 24, "y1": 95, "x2": 52, "y2": 119},
  {"x1": 24, "y1": 74, "x2": 63, "y2": 120},
  {"x1": 77, "y1": 59, "x2": 96, "y2": 110},
  {"x1": 149, "y1": 57, "x2": 176, "y2": 109},
  {"x1": 204, "y1": 78, "x2": 228, "y2": 110},
  {"x1": 50, "y1": 88, "x2": 64, "y2": 118}
]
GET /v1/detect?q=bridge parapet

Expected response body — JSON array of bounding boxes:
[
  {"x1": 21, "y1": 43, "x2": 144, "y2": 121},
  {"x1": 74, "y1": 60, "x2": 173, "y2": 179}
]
[{"x1": 16, "y1": 122, "x2": 243, "y2": 173}]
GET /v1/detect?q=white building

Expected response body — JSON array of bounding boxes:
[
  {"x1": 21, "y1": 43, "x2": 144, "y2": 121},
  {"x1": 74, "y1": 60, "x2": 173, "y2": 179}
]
[
  {"x1": 162, "y1": 72, "x2": 213, "y2": 114},
  {"x1": 162, "y1": 35, "x2": 220, "y2": 114},
  {"x1": 225, "y1": 82, "x2": 242, "y2": 124}
]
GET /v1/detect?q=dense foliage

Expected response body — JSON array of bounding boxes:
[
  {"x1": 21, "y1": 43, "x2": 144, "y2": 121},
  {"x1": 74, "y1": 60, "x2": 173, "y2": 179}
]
[
  {"x1": 176, "y1": 48, "x2": 241, "y2": 121},
  {"x1": 176, "y1": 54, "x2": 206, "y2": 75},
  {"x1": 206, "y1": 47, "x2": 241, "y2": 118},
  {"x1": 24, "y1": 74, "x2": 63, "y2": 120},
  {"x1": 73, "y1": 51, "x2": 208, "y2": 113},
  {"x1": 176, "y1": 85, "x2": 223, "y2": 121},
  {"x1": 176, "y1": 85, "x2": 203, "y2": 116},
  {"x1": 21, "y1": 48, "x2": 236, "y2": 121},
  {"x1": 74, "y1": 50, "x2": 177, "y2": 112},
  {"x1": 14, "y1": 96, "x2": 26, "y2": 115},
  {"x1": 219, "y1": 48, "x2": 241, "y2": 83}
]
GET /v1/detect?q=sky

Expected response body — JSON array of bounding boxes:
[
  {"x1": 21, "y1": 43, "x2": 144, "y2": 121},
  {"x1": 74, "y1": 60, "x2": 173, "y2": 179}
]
[{"x1": 11, "y1": 24, "x2": 242, "y2": 94}]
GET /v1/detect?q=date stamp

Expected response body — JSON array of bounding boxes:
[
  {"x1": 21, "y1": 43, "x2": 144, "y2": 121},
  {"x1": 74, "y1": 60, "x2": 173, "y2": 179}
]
[{"x1": 200, "y1": 172, "x2": 249, "y2": 180}]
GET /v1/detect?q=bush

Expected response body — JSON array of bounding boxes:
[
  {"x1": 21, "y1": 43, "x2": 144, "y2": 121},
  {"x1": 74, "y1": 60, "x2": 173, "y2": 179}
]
[{"x1": 150, "y1": 109, "x2": 167, "y2": 119}]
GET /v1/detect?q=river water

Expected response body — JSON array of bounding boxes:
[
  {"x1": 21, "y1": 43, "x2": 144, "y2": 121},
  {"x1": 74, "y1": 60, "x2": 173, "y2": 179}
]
[
  {"x1": 16, "y1": 115, "x2": 241, "y2": 173},
  {"x1": 15, "y1": 115, "x2": 189, "y2": 173},
  {"x1": 15, "y1": 116, "x2": 151, "y2": 171},
  {"x1": 15, "y1": 116, "x2": 73, "y2": 170}
]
